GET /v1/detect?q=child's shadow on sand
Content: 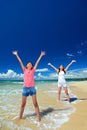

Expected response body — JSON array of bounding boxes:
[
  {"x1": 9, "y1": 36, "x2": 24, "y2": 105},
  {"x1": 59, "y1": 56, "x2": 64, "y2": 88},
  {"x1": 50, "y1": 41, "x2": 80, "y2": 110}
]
[
  {"x1": 23, "y1": 98, "x2": 87, "y2": 119},
  {"x1": 62, "y1": 97, "x2": 77, "y2": 103},
  {"x1": 40, "y1": 107, "x2": 54, "y2": 117},
  {"x1": 70, "y1": 97, "x2": 78, "y2": 102},
  {"x1": 64, "y1": 97, "x2": 87, "y2": 103},
  {"x1": 24, "y1": 107, "x2": 54, "y2": 119}
]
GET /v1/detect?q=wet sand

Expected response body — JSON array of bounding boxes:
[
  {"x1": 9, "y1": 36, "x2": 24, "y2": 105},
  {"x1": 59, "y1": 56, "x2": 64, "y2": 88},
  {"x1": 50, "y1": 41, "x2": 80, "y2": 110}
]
[
  {"x1": 59, "y1": 81, "x2": 87, "y2": 130},
  {"x1": 0, "y1": 81, "x2": 87, "y2": 130}
]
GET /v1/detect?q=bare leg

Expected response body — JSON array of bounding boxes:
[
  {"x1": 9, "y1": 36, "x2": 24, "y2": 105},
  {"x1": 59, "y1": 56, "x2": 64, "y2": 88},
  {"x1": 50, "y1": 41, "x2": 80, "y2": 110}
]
[
  {"x1": 32, "y1": 95, "x2": 41, "y2": 122},
  {"x1": 63, "y1": 87, "x2": 70, "y2": 102},
  {"x1": 19, "y1": 96, "x2": 27, "y2": 119},
  {"x1": 58, "y1": 87, "x2": 62, "y2": 101}
]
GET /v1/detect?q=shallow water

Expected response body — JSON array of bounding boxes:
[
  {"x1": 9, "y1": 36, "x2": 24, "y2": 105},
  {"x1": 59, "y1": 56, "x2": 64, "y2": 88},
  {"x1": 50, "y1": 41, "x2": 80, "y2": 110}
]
[{"x1": 0, "y1": 81, "x2": 76, "y2": 130}]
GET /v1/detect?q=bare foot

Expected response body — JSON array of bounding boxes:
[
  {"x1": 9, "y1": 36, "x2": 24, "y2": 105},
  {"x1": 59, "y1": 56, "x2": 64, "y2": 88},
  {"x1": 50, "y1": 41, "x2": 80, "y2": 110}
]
[{"x1": 37, "y1": 116, "x2": 41, "y2": 122}]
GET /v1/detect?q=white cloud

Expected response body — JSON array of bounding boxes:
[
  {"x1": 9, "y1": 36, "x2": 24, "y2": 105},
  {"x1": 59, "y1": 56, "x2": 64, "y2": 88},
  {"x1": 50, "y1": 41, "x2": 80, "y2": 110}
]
[
  {"x1": 66, "y1": 68, "x2": 87, "y2": 79},
  {"x1": 0, "y1": 68, "x2": 87, "y2": 80},
  {"x1": 48, "y1": 69, "x2": 87, "y2": 79},
  {"x1": 66, "y1": 53, "x2": 74, "y2": 57},
  {"x1": 36, "y1": 68, "x2": 49, "y2": 72},
  {"x1": 0, "y1": 68, "x2": 49, "y2": 80},
  {"x1": 77, "y1": 51, "x2": 82, "y2": 54},
  {"x1": 36, "y1": 72, "x2": 58, "y2": 80},
  {"x1": 48, "y1": 73, "x2": 58, "y2": 79},
  {"x1": 0, "y1": 69, "x2": 23, "y2": 80},
  {"x1": 37, "y1": 72, "x2": 48, "y2": 79},
  {"x1": 82, "y1": 70, "x2": 87, "y2": 73},
  {"x1": 81, "y1": 41, "x2": 87, "y2": 46}
]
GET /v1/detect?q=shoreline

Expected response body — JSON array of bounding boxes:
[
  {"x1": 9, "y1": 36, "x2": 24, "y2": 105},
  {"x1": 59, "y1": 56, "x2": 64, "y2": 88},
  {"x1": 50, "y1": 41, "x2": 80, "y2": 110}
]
[
  {"x1": 0, "y1": 81, "x2": 87, "y2": 130},
  {"x1": 59, "y1": 81, "x2": 87, "y2": 130}
]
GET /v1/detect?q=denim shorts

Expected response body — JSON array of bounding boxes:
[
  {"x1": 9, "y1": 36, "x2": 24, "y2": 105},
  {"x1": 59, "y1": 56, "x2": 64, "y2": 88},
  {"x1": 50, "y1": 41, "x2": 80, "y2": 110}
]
[{"x1": 22, "y1": 87, "x2": 36, "y2": 97}]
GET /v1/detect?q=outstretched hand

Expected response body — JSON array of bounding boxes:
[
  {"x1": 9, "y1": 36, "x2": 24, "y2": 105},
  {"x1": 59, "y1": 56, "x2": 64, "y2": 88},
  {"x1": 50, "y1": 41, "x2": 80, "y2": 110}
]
[
  {"x1": 12, "y1": 51, "x2": 18, "y2": 56},
  {"x1": 41, "y1": 51, "x2": 46, "y2": 56},
  {"x1": 48, "y1": 63, "x2": 51, "y2": 66},
  {"x1": 71, "y1": 60, "x2": 76, "y2": 63}
]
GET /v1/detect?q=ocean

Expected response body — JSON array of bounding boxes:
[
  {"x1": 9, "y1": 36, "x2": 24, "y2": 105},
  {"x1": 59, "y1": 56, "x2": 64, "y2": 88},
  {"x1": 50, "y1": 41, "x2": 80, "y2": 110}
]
[{"x1": 0, "y1": 79, "x2": 85, "y2": 130}]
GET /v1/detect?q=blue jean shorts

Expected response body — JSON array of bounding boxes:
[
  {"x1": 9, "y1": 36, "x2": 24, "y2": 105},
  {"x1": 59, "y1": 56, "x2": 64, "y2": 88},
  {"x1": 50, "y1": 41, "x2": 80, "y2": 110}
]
[{"x1": 22, "y1": 87, "x2": 36, "y2": 97}]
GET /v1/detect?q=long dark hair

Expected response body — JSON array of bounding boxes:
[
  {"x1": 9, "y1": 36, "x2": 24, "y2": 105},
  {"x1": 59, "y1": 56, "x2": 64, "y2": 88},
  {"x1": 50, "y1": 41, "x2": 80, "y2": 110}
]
[
  {"x1": 26, "y1": 62, "x2": 34, "y2": 70},
  {"x1": 58, "y1": 67, "x2": 66, "y2": 74}
]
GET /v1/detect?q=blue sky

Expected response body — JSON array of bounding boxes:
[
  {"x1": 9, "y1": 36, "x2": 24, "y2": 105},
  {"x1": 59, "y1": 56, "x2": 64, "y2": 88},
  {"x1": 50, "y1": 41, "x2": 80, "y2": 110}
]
[{"x1": 0, "y1": 0, "x2": 87, "y2": 79}]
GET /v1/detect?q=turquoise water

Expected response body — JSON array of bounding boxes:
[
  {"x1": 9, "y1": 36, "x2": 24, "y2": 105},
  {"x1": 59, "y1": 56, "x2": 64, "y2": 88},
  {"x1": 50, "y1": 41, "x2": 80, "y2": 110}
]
[{"x1": 0, "y1": 80, "x2": 81, "y2": 130}]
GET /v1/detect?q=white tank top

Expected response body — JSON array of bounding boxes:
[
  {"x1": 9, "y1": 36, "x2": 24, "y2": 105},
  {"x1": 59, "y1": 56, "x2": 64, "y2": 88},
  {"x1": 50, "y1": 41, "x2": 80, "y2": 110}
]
[{"x1": 58, "y1": 71, "x2": 66, "y2": 82}]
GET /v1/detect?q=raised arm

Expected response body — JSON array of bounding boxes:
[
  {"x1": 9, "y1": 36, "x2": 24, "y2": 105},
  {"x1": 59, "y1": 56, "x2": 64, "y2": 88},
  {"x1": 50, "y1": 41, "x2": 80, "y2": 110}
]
[
  {"x1": 65, "y1": 60, "x2": 76, "y2": 72},
  {"x1": 34, "y1": 51, "x2": 46, "y2": 70},
  {"x1": 48, "y1": 63, "x2": 59, "y2": 73},
  {"x1": 12, "y1": 51, "x2": 25, "y2": 71}
]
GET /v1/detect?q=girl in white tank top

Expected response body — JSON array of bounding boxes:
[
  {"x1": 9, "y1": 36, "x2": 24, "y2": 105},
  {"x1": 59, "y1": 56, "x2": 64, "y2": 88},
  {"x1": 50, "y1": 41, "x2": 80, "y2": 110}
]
[
  {"x1": 58, "y1": 71, "x2": 67, "y2": 87},
  {"x1": 48, "y1": 60, "x2": 76, "y2": 102}
]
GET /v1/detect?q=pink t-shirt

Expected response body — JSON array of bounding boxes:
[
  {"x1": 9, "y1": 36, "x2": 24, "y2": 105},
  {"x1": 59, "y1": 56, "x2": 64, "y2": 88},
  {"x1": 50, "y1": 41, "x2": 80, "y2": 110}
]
[{"x1": 23, "y1": 67, "x2": 35, "y2": 87}]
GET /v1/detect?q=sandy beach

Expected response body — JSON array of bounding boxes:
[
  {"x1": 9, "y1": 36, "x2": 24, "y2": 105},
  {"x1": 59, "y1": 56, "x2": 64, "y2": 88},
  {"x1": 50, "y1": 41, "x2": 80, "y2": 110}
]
[
  {"x1": 0, "y1": 81, "x2": 87, "y2": 130},
  {"x1": 59, "y1": 81, "x2": 87, "y2": 130}
]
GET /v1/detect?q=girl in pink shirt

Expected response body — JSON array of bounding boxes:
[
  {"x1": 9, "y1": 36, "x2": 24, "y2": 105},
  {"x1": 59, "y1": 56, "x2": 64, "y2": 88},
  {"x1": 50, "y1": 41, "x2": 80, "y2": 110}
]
[{"x1": 13, "y1": 51, "x2": 45, "y2": 122}]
